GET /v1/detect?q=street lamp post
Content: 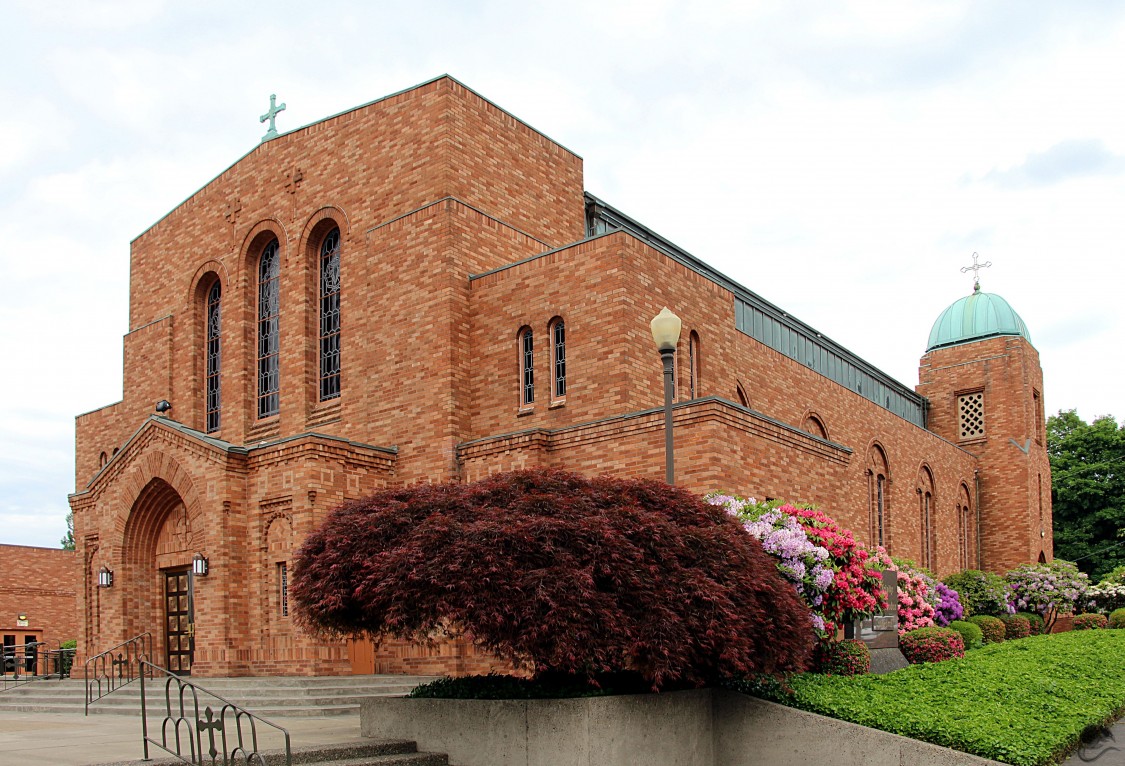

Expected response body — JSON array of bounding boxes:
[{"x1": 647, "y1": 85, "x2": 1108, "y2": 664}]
[{"x1": 650, "y1": 307, "x2": 682, "y2": 484}]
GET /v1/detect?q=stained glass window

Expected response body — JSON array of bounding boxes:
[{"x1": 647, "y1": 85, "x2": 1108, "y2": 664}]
[
  {"x1": 205, "y1": 280, "x2": 222, "y2": 432},
  {"x1": 552, "y1": 320, "x2": 566, "y2": 399},
  {"x1": 258, "y1": 239, "x2": 281, "y2": 418},
  {"x1": 319, "y1": 228, "x2": 341, "y2": 400},
  {"x1": 521, "y1": 328, "x2": 534, "y2": 405}
]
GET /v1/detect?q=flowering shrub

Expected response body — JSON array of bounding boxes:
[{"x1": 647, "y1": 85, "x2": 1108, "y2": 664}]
[
  {"x1": 897, "y1": 569, "x2": 936, "y2": 634},
  {"x1": 811, "y1": 639, "x2": 870, "y2": 676},
  {"x1": 899, "y1": 627, "x2": 965, "y2": 664},
  {"x1": 1087, "y1": 582, "x2": 1125, "y2": 614},
  {"x1": 707, "y1": 496, "x2": 886, "y2": 634},
  {"x1": 998, "y1": 614, "x2": 1031, "y2": 640},
  {"x1": 1109, "y1": 608, "x2": 1125, "y2": 629},
  {"x1": 968, "y1": 615, "x2": 1006, "y2": 644},
  {"x1": 292, "y1": 470, "x2": 815, "y2": 687},
  {"x1": 943, "y1": 570, "x2": 1011, "y2": 616},
  {"x1": 708, "y1": 496, "x2": 832, "y2": 634},
  {"x1": 1017, "y1": 612, "x2": 1045, "y2": 636},
  {"x1": 1101, "y1": 566, "x2": 1125, "y2": 586},
  {"x1": 1006, "y1": 560, "x2": 1090, "y2": 633},
  {"x1": 932, "y1": 581, "x2": 964, "y2": 626},
  {"x1": 1074, "y1": 613, "x2": 1108, "y2": 630},
  {"x1": 948, "y1": 619, "x2": 984, "y2": 650}
]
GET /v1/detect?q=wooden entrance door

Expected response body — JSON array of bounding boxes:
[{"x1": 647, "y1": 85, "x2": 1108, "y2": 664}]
[{"x1": 164, "y1": 569, "x2": 194, "y2": 674}]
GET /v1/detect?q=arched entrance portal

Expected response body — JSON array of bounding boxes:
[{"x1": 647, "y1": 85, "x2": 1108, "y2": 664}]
[{"x1": 123, "y1": 478, "x2": 200, "y2": 674}]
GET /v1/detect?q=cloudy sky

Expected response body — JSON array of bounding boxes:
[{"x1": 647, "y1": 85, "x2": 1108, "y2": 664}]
[{"x1": 3, "y1": 1, "x2": 1124, "y2": 548}]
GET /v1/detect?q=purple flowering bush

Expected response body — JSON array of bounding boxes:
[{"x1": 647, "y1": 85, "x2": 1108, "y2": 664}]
[
  {"x1": 707, "y1": 495, "x2": 833, "y2": 635},
  {"x1": 932, "y1": 581, "x2": 964, "y2": 626},
  {"x1": 1006, "y1": 560, "x2": 1090, "y2": 633}
]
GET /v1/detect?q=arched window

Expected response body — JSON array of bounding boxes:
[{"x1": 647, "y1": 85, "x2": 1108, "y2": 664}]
[
  {"x1": 519, "y1": 327, "x2": 534, "y2": 406},
  {"x1": 550, "y1": 318, "x2": 566, "y2": 400},
  {"x1": 803, "y1": 413, "x2": 828, "y2": 440},
  {"x1": 688, "y1": 331, "x2": 701, "y2": 399},
  {"x1": 868, "y1": 445, "x2": 890, "y2": 549},
  {"x1": 98, "y1": 452, "x2": 108, "y2": 468},
  {"x1": 958, "y1": 483, "x2": 974, "y2": 569},
  {"x1": 205, "y1": 279, "x2": 222, "y2": 432},
  {"x1": 918, "y1": 467, "x2": 935, "y2": 570},
  {"x1": 736, "y1": 382, "x2": 749, "y2": 409},
  {"x1": 319, "y1": 228, "x2": 341, "y2": 401},
  {"x1": 257, "y1": 239, "x2": 281, "y2": 418}
]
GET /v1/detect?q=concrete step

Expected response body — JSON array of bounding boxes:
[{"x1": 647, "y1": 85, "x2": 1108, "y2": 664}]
[
  {"x1": 0, "y1": 675, "x2": 435, "y2": 717},
  {"x1": 92, "y1": 739, "x2": 448, "y2": 766}
]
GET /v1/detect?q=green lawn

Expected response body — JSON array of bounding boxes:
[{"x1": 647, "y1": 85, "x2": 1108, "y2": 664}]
[{"x1": 739, "y1": 630, "x2": 1125, "y2": 766}]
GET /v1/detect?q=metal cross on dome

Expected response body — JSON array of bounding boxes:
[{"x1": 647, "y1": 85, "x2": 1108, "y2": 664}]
[
  {"x1": 260, "y1": 93, "x2": 286, "y2": 142},
  {"x1": 960, "y1": 252, "x2": 992, "y2": 293}
]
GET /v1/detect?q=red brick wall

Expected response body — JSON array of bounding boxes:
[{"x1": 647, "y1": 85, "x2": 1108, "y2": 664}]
[{"x1": 0, "y1": 545, "x2": 77, "y2": 657}]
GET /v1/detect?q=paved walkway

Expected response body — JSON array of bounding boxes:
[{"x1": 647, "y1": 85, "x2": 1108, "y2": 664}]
[
  {"x1": 1063, "y1": 718, "x2": 1125, "y2": 765},
  {"x1": 0, "y1": 711, "x2": 362, "y2": 766}
]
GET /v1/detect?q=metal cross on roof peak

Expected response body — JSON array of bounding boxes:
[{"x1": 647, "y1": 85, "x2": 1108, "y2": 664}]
[
  {"x1": 260, "y1": 94, "x2": 286, "y2": 142},
  {"x1": 960, "y1": 252, "x2": 992, "y2": 293}
]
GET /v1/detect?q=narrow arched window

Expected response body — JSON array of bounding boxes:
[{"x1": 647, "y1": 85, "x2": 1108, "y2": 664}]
[
  {"x1": 319, "y1": 228, "x2": 341, "y2": 401},
  {"x1": 876, "y1": 474, "x2": 886, "y2": 547},
  {"x1": 736, "y1": 382, "x2": 749, "y2": 409},
  {"x1": 922, "y1": 491, "x2": 933, "y2": 569},
  {"x1": 551, "y1": 318, "x2": 566, "y2": 400},
  {"x1": 520, "y1": 327, "x2": 534, "y2": 405},
  {"x1": 258, "y1": 239, "x2": 281, "y2": 418},
  {"x1": 688, "y1": 331, "x2": 700, "y2": 399},
  {"x1": 205, "y1": 280, "x2": 222, "y2": 432}
]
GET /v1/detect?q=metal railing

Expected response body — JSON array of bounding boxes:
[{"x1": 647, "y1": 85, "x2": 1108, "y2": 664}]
[
  {"x1": 1, "y1": 641, "x2": 76, "y2": 692},
  {"x1": 85, "y1": 632, "x2": 153, "y2": 714},
  {"x1": 140, "y1": 661, "x2": 292, "y2": 766}
]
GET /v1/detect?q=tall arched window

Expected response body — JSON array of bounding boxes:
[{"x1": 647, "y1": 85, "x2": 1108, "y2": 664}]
[
  {"x1": 958, "y1": 483, "x2": 974, "y2": 569},
  {"x1": 519, "y1": 327, "x2": 534, "y2": 406},
  {"x1": 918, "y1": 467, "x2": 935, "y2": 569},
  {"x1": 550, "y1": 318, "x2": 566, "y2": 400},
  {"x1": 319, "y1": 228, "x2": 341, "y2": 401},
  {"x1": 688, "y1": 331, "x2": 701, "y2": 399},
  {"x1": 258, "y1": 239, "x2": 281, "y2": 418},
  {"x1": 868, "y1": 445, "x2": 890, "y2": 549},
  {"x1": 205, "y1": 279, "x2": 222, "y2": 432}
]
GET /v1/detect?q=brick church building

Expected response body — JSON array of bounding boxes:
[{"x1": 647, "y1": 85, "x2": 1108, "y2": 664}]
[{"x1": 70, "y1": 76, "x2": 1051, "y2": 677}]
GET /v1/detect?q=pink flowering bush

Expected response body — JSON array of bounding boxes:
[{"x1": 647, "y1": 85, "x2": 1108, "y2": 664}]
[
  {"x1": 1073, "y1": 613, "x2": 1108, "y2": 630},
  {"x1": 897, "y1": 569, "x2": 936, "y2": 634},
  {"x1": 899, "y1": 627, "x2": 965, "y2": 664},
  {"x1": 811, "y1": 639, "x2": 870, "y2": 676},
  {"x1": 707, "y1": 495, "x2": 887, "y2": 635}
]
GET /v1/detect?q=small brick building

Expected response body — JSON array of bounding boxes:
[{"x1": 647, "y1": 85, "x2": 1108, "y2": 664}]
[
  {"x1": 0, "y1": 545, "x2": 77, "y2": 674},
  {"x1": 69, "y1": 75, "x2": 1051, "y2": 677}
]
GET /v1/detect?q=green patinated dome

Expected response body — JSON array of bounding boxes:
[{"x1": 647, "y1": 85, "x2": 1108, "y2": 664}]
[{"x1": 927, "y1": 286, "x2": 1032, "y2": 351}]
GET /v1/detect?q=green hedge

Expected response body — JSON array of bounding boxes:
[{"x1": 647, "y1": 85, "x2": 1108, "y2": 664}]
[
  {"x1": 948, "y1": 620, "x2": 983, "y2": 650},
  {"x1": 1110, "y1": 608, "x2": 1125, "y2": 630},
  {"x1": 968, "y1": 615, "x2": 1006, "y2": 644},
  {"x1": 733, "y1": 631, "x2": 1125, "y2": 766}
]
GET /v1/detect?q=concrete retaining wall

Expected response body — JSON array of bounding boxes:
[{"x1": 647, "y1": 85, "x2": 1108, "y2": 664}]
[{"x1": 361, "y1": 689, "x2": 1004, "y2": 766}]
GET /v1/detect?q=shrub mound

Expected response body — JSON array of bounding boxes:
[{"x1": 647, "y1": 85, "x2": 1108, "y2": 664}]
[
  {"x1": 1074, "y1": 613, "x2": 1108, "y2": 631},
  {"x1": 943, "y1": 570, "x2": 1010, "y2": 617},
  {"x1": 291, "y1": 469, "x2": 815, "y2": 687},
  {"x1": 811, "y1": 639, "x2": 870, "y2": 676},
  {"x1": 968, "y1": 615, "x2": 1006, "y2": 644},
  {"x1": 899, "y1": 627, "x2": 965, "y2": 664},
  {"x1": 999, "y1": 614, "x2": 1031, "y2": 640},
  {"x1": 1110, "y1": 608, "x2": 1125, "y2": 630},
  {"x1": 948, "y1": 619, "x2": 983, "y2": 650},
  {"x1": 1017, "y1": 611, "x2": 1045, "y2": 636}
]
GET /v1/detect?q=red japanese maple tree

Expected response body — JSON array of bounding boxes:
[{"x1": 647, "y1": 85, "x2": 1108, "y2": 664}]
[{"x1": 291, "y1": 469, "x2": 814, "y2": 687}]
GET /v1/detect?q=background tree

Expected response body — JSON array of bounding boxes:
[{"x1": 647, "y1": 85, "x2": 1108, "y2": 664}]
[
  {"x1": 60, "y1": 511, "x2": 74, "y2": 551},
  {"x1": 1048, "y1": 410, "x2": 1125, "y2": 579}
]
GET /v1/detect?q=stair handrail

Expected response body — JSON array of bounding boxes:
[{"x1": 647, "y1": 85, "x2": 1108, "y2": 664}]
[
  {"x1": 140, "y1": 660, "x2": 292, "y2": 766},
  {"x1": 0, "y1": 641, "x2": 51, "y2": 692},
  {"x1": 84, "y1": 632, "x2": 153, "y2": 714}
]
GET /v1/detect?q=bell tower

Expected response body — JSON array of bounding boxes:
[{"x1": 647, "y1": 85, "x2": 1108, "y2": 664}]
[{"x1": 916, "y1": 277, "x2": 1051, "y2": 573}]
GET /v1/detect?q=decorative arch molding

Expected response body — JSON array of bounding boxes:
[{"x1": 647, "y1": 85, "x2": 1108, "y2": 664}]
[
  {"x1": 186, "y1": 259, "x2": 231, "y2": 305},
  {"x1": 916, "y1": 463, "x2": 937, "y2": 569},
  {"x1": 239, "y1": 218, "x2": 290, "y2": 273},
  {"x1": 735, "y1": 380, "x2": 750, "y2": 409},
  {"x1": 262, "y1": 511, "x2": 294, "y2": 546},
  {"x1": 299, "y1": 205, "x2": 352, "y2": 245},
  {"x1": 865, "y1": 440, "x2": 891, "y2": 477},
  {"x1": 114, "y1": 450, "x2": 205, "y2": 552},
  {"x1": 801, "y1": 410, "x2": 829, "y2": 441}
]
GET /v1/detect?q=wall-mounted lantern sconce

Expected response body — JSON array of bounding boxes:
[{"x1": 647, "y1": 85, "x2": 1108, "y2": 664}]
[
  {"x1": 192, "y1": 553, "x2": 209, "y2": 576},
  {"x1": 98, "y1": 566, "x2": 114, "y2": 588}
]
